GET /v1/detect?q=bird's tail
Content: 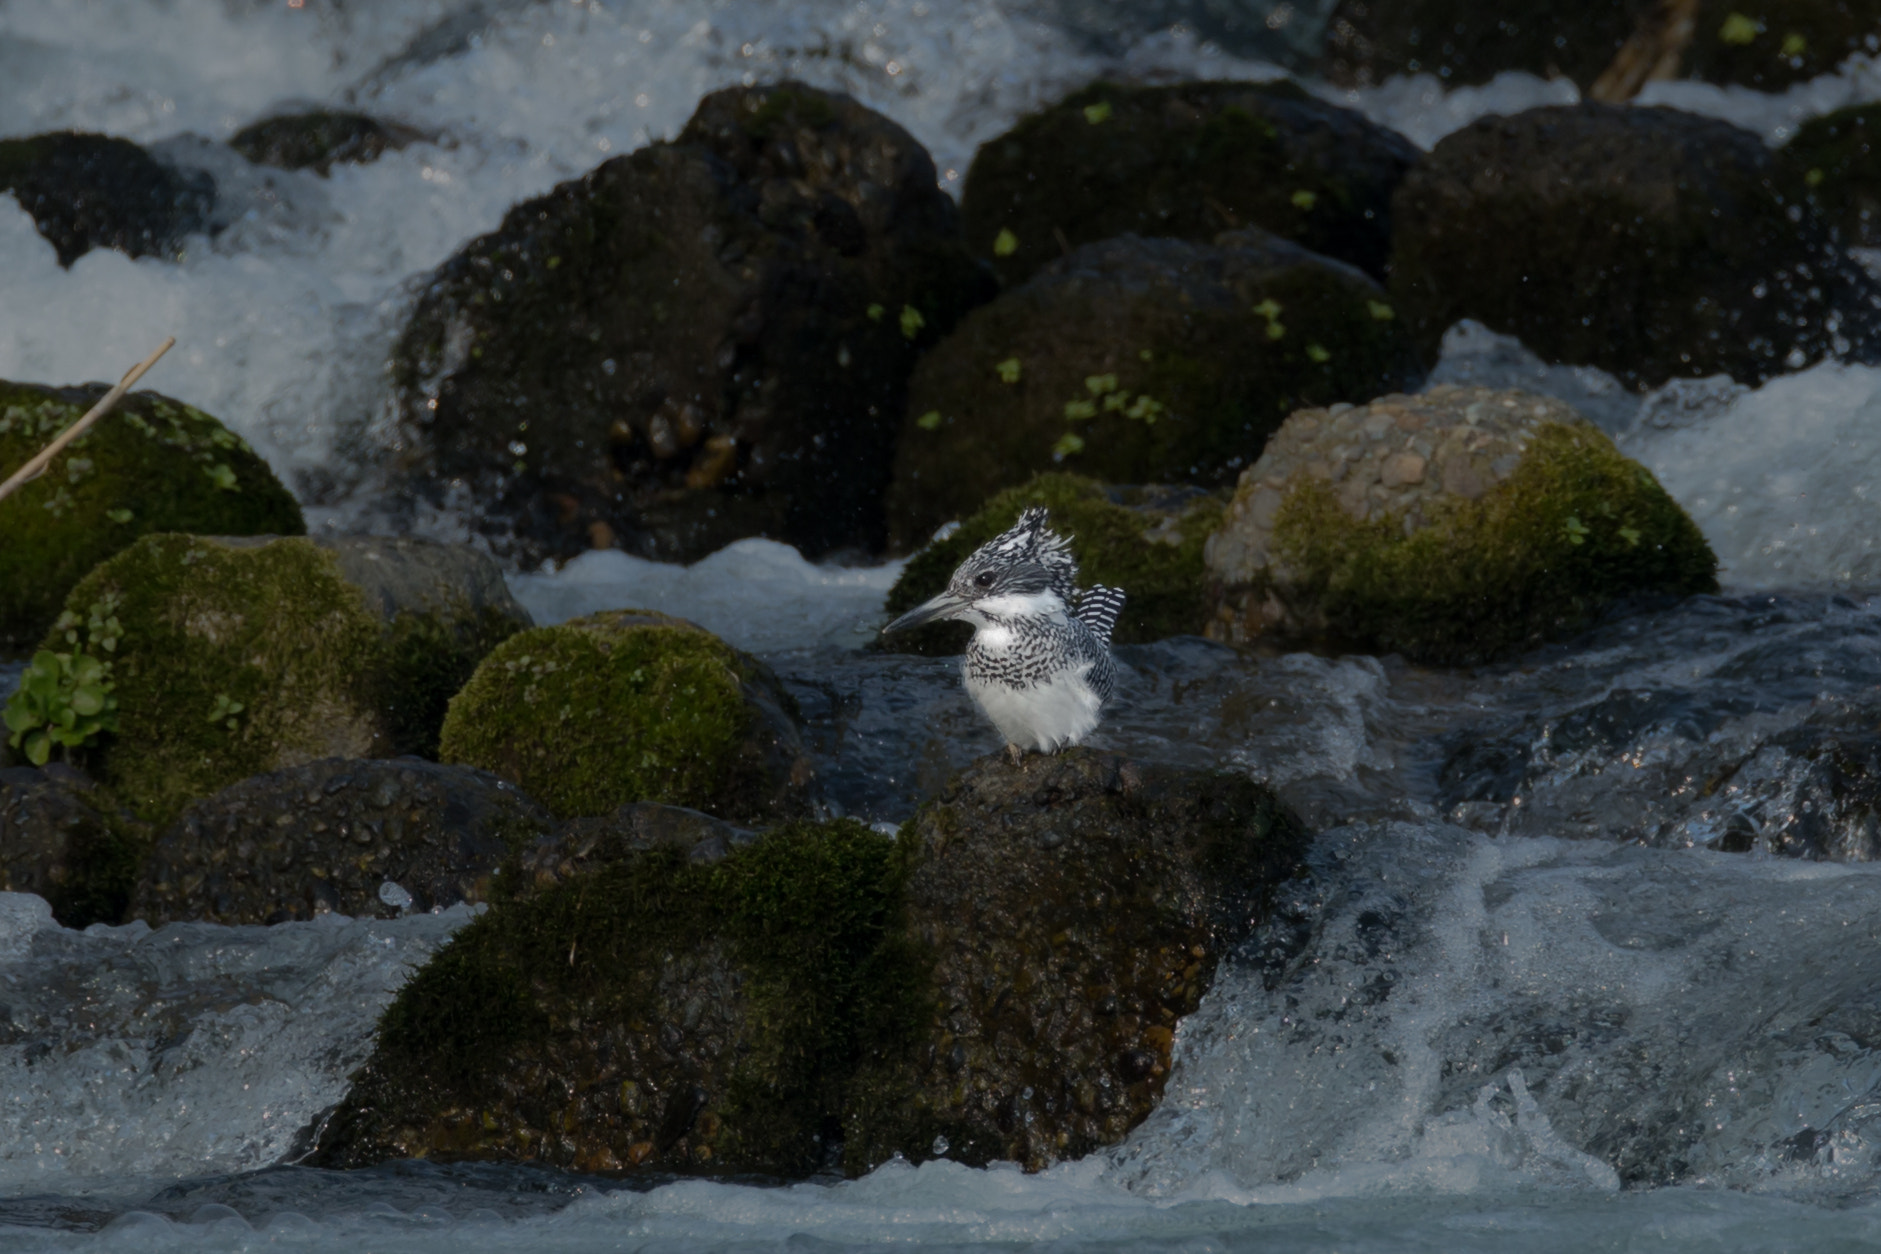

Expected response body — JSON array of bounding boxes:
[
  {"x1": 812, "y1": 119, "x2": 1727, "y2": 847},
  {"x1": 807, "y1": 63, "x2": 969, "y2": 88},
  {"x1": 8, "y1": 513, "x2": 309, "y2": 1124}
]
[{"x1": 1077, "y1": 585, "x2": 1127, "y2": 646}]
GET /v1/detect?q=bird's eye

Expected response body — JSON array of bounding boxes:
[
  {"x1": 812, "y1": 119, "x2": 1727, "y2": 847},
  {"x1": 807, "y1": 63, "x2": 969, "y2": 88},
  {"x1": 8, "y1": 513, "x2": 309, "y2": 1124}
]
[{"x1": 973, "y1": 571, "x2": 996, "y2": 589}]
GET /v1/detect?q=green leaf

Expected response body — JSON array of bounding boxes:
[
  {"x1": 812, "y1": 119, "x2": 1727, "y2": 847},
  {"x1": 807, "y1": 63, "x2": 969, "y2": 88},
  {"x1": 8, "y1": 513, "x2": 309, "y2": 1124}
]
[
  {"x1": 70, "y1": 685, "x2": 106, "y2": 717},
  {"x1": 3, "y1": 697, "x2": 41, "y2": 734},
  {"x1": 25, "y1": 731, "x2": 50, "y2": 767},
  {"x1": 992, "y1": 228, "x2": 1018, "y2": 257}
]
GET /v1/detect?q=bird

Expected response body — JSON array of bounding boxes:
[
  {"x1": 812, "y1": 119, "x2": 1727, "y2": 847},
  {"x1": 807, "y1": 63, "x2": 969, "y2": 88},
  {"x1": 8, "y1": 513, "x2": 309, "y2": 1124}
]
[{"x1": 882, "y1": 507, "x2": 1125, "y2": 766}]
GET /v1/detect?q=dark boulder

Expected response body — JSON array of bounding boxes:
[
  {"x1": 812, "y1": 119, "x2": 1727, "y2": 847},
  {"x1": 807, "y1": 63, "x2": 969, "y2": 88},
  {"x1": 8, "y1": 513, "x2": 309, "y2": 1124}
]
[
  {"x1": 387, "y1": 81, "x2": 994, "y2": 568},
  {"x1": 0, "y1": 132, "x2": 214, "y2": 267},
  {"x1": 886, "y1": 229, "x2": 1424, "y2": 549},
  {"x1": 1323, "y1": 0, "x2": 1876, "y2": 93},
  {"x1": 960, "y1": 79, "x2": 1418, "y2": 285},
  {"x1": 128, "y1": 758, "x2": 554, "y2": 926},
  {"x1": 312, "y1": 814, "x2": 914, "y2": 1176},
  {"x1": 843, "y1": 749, "x2": 1308, "y2": 1173},
  {"x1": 229, "y1": 110, "x2": 428, "y2": 175},
  {"x1": 1390, "y1": 103, "x2": 1881, "y2": 388},
  {"x1": 1786, "y1": 102, "x2": 1881, "y2": 247},
  {"x1": 0, "y1": 764, "x2": 148, "y2": 929}
]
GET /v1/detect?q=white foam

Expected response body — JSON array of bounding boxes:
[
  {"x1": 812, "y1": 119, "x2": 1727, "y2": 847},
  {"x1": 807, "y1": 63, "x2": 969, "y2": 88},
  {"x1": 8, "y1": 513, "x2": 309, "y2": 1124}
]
[{"x1": 505, "y1": 538, "x2": 905, "y2": 653}]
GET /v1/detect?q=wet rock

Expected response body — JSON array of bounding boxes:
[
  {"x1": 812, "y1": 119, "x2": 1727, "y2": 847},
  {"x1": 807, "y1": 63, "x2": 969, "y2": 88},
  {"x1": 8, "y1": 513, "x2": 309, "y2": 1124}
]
[
  {"x1": 229, "y1": 109, "x2": 428, "y2": 175},
  {"x1": 387, "y1": 81, "x2": 994, "y2": 568},
  {"x1": 960, "y1": 79, "x2": 1418, "y2": 285},
  {"x1": 0, "y1": 381, "x2": 306, "y2": 651},
  {"x1": 1786, "y1": 102, "x2": 1881, "y2": 248},
  {"x1": 1323, "y1": 0, "x2": 1877, "y2": 92},
  {"x1": 843, "y1": 748, "x2": 1309, "y2": 1173},
  {"x1": 881, "y1": 472, "x2": 1225, "y2": 656},
  {"x1": 128, "y1": 758, "x2": 553, "y2": 926},
  {"x1": 886, "y1": 230, "x2": 1424, "y2": 550},
  {"x1": 0, "y1": 131, "x2": 215, "y2": 266},
  {"x1": 44, "y1": 533, "x2": 526, "y2": 829},
  {"x1": 0, "y1": 764, "x2": 149, "y2": 928},
  {"x1": 1203, "y1": 387, "x2": 1718, "y2": 664},
  {"x1": 438, "y1": 609, "x2": 812, "y2": 823},
  {"x1": 312, "y1": 816, "x2": 912, "y2": 1178},
  {"x1": 1390, "y1": 103, "x2": 1881, "y2": 388}
]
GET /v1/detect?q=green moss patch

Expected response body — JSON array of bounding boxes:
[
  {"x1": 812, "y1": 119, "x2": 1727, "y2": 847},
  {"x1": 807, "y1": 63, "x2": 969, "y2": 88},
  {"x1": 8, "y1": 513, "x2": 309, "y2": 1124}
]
[
  {"x1": 883, "y1": 473, "x2": 1223, "y2": 655},
  {"x1": 439, "y1": 610, "x2": 801, "y2": 821},
  {"x1": 315, "y1": 818, "x2": 922, "y2": 1176},
  {"x1": 1268, "y1": 422, "x2": 1719, "y2": 663},
  {"x1": 53, "y1": 535, "x2": 385, "y2": 826},
  {"x1": 0, "y1": 382, "x2": 304, "y2": 650}
]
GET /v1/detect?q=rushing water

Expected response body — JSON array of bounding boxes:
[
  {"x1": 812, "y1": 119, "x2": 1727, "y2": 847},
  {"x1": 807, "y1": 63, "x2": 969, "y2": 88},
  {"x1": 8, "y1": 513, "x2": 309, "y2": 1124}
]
[{"x1": 12, "y1": 0, "x2": 1881, "y2": 1249}]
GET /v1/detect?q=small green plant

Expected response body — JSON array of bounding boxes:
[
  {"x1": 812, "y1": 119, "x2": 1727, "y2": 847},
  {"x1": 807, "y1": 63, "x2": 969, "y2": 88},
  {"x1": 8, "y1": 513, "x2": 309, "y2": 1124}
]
[{"x1": 4, "y1": 596, "x2": 123, "y2": 766}]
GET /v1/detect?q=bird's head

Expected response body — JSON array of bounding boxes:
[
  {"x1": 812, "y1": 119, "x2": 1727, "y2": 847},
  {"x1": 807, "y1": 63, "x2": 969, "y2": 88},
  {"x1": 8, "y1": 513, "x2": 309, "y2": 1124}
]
[{"x1": 882, "y1": 507, "x2": 1080, "y2": 634}]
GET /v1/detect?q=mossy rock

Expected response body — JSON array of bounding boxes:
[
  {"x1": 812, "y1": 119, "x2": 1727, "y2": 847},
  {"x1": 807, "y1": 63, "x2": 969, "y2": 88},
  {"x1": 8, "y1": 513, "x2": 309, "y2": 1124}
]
[
  {"x1": 388, "y1": 81, "x2": 994, "y2": 568},
  {"x1": 439, "y1": 610, "x2": 811, "y2": 823},
  {"x1": 28, "y1": 534, "x2": 529, "y2": 828},
  {"x1": 1786, "y1": 103, "x2": 1881, "y2": 247},
  {"x1": 0, "y1": 132, "x2": 214, "y2": 267},
  {"x1": 229, "y1": 110, "x2": 427, "y2": 175},
  {"x1": 1390, "y1": 103, "x2": 1879, "y2": 389},
  {"x1": 130, "y1": 758, "x2": 555, "y2": 926},
  {"x1": 1203, "y1": 387, "x2": 1719, "y2": 664},
  {"x1": 843, "y1": 748, "x2": 1310, "y2": 1174},
  {"x1": 886, "y1": 230, "x2": 1424, "y2": 550},
  {"x1": 1322, "y1": 0, "x2": 1874, "y2": 92},
  {"x1": 0, "y1": 764, "x2": 151, "y2": 929},
  {"x1": 312, "y1": 814, "x2": 920, "y2": 1177},
  {"x1": 882, "y1": 473, "x2": 1224, "y2": 656},
  {"x1": 0, "y1": 382, "x2": 305, "y2": 651},
  {"x1": 960, "y1": 79, "x2": 1418, "y2": 285}
]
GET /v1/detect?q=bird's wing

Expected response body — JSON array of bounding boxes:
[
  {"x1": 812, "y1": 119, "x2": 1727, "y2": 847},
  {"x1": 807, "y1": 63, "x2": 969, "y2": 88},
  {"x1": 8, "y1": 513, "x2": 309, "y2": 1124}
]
[{"x1": 1076, "y1": 585, "x2": 1127, "y2": 646}]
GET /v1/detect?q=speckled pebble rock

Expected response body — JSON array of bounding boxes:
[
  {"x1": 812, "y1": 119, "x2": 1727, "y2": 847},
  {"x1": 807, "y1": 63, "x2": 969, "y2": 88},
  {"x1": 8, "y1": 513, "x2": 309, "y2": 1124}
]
[
  {"x1": 1202, "y1": 385, "x2": 1717, "y2": 663},
  {"x1": 130, "y1": 757, "x2": 554, "y2": 926}
]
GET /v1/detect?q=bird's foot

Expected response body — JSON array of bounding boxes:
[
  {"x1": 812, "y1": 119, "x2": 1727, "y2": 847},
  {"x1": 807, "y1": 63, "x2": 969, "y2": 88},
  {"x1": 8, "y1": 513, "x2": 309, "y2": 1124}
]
[{"x1": 1006, "y1": 743, "x2": 1025, "y2": 770}]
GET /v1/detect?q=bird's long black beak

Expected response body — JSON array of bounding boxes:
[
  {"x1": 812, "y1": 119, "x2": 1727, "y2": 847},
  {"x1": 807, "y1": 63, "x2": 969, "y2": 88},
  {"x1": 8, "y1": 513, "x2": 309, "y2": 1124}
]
[{"x1": 882, "y1": 590, "x2": 968, "y2": 635}]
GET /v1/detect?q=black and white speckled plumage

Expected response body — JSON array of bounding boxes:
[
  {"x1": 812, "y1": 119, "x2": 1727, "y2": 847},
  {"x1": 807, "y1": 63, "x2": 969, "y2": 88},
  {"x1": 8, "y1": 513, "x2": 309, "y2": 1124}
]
[{"x1": 884, "y1": 508, "x2": 1124, "y2": 755}]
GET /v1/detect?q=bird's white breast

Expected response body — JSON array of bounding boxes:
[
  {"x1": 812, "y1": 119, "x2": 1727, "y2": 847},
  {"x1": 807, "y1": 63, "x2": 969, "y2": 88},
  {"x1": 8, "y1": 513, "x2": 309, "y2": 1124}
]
[{"x1": 964, "y1": 660, "x2": 1104, "y2": 752}]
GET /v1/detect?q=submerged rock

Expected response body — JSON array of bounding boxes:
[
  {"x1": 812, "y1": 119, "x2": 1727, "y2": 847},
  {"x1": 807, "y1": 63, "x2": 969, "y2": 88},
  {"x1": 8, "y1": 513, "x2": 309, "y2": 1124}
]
[
  {"x1": 313, "y1": 815, "x2": 913, "y2": 1177},
  {"x1": 0, "y1": 382, "x2": 305, "y2": 651},
  {"x1": 1203, "y1": 387, "x2": 1718, "y2": 664},
  {"x1": 438, "y1": 609, "x2": 811, "y2": 823},
  {"x1": 229, "y1": 109, "x2": 427, "y2": 175},
  {"x1": 1786, "y1": 102, "x2": 1881, "y2": 248},
  {"x1": 130, "y1": 758, "x2": 553, "y2": 926},
  {"x1": 43, "y1": 533, "x2": 527, "y2": 828},
  {"x1": 1390, "y1": 103, "x2": 1881, "y2": 388},
  {"x1": 387, "y1": 81, "x2": 993, "y2": 568},
  {"x1": 960, "y1": 79, "x2": 1417, "y2": 285},
  {"x1": 0, "y1": 764, "x2": 148, "y2": 929},
  {"x1": 0, "y1": 131, "x2": 215, "y2": 266},
  {"x1": 844, "y1": 749, "x2": 1309, "y2": 1173},
  {"x1": 886, "y1": 230, "x2": 1424, "y2": 549},
  {"x1": 881, "y1": 472, "x2": 1224, "y2": 656}
]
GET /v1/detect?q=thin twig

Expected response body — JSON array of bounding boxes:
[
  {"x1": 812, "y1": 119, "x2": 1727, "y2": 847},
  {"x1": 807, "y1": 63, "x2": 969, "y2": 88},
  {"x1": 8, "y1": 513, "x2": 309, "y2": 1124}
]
[{"x1": 0, "y1": 337, "x2": 177, "y2": 505}]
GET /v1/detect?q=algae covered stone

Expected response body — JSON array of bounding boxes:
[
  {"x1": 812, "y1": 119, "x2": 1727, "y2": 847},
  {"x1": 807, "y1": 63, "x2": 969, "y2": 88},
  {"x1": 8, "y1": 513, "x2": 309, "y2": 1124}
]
[
  {"x1": 882, "y1": 473, "x2": 1224, "y2": 656},
  {"x1": 843, "y1": 748, "x2": 1310, "y2": 1174},
  {"x1": 313, "y1": 814, "x2": 918, "y2": 1176},
  {"x1": 887, "y1": 230, "x2": 1424, "y2": 549},
  {"x1": 439, "y1": 610, "x2": 811, "y2": 822},
  {"x1": 34, "y1": 533, "x2": 528, "y2": 827},
  {"x1": 1203, "y1": 387, "x2": 1719, "y2": 664},
  {"x1": 1390, "y1": 104, "x2": 1879, "y2": 388},
  {"x1": 0, "y1": 382, "x2": 305, "y2": 651}
]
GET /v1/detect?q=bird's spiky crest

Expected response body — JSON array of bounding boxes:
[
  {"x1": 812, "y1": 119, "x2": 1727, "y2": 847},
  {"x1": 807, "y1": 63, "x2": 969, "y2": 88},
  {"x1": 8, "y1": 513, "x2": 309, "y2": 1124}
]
[{"x1": 963, "y1": 506, "x2": 1079, "y2": 602}]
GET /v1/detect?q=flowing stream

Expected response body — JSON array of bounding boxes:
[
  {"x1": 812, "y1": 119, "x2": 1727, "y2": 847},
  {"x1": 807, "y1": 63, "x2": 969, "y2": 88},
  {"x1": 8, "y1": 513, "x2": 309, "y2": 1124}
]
[{"x1": 10, "y1": 1, "x2": 1881, "y2": 1249}]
